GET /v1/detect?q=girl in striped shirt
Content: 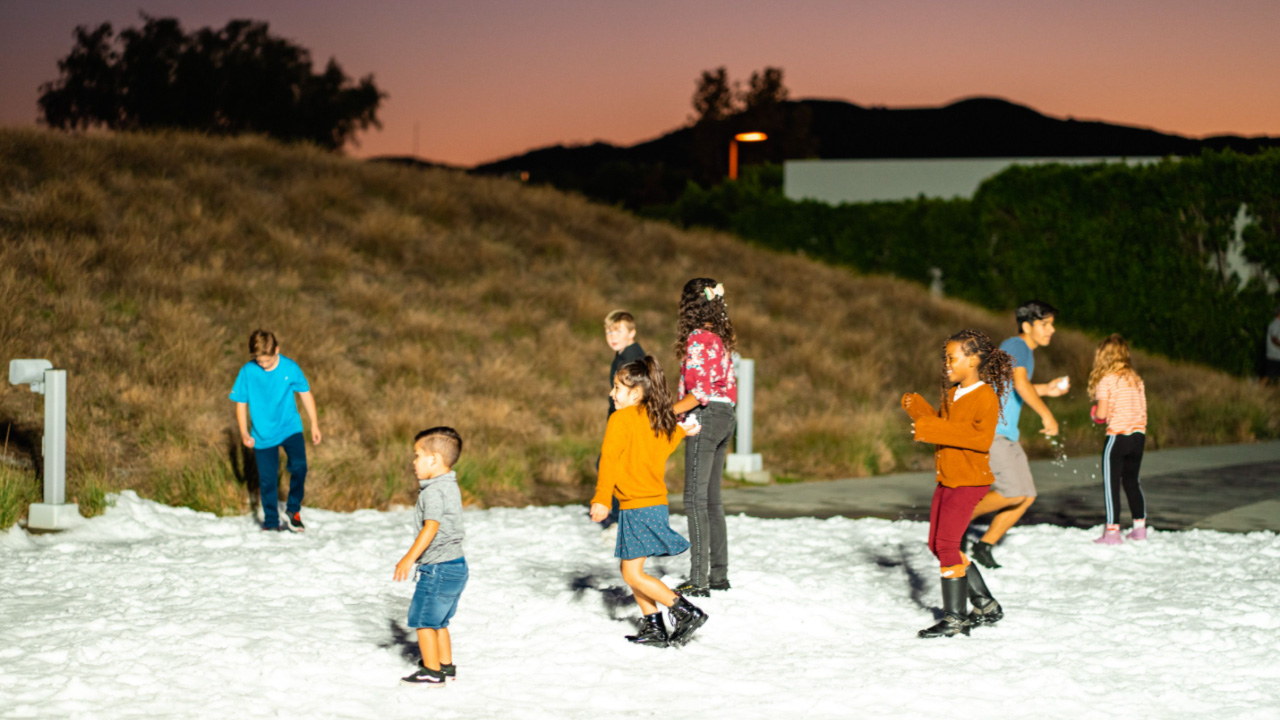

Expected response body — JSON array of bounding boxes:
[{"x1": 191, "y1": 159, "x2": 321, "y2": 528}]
[{"x1": 1087, "y1": 334, "x2": 1149, "y2": 544}]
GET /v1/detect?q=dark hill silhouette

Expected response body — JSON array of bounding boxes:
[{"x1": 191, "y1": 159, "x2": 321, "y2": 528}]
[
  {"x1": 464, "y1": 96, "x2": 1280, "y2": 208},
  {"x1": 801, "y1": 97, "x2": 1276, "y2": 158}
]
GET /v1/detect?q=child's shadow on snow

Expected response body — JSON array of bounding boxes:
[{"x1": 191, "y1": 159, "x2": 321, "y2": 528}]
[
  {"x1": 379, "y1": 619, "x2": 420, "y2": 664},
  {"x1": 569, "y1": 565, "x2": 674, "y2": 624},
  {"x1": 867, "y1": 544, "x2": 942, "y2": 620}
]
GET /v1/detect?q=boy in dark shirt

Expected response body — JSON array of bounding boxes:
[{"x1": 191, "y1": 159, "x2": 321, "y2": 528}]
[
  {"x1": 606, "y1": 310, "x2": 646, "y2": 414},
  {"x1": 600, "y1": 310, "x2": 646, "y2": 530}
]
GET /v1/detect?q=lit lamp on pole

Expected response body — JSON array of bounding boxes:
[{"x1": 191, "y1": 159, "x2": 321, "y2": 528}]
[{"x1": 728, "y1": 132, "x2": 767, "y2": 180}]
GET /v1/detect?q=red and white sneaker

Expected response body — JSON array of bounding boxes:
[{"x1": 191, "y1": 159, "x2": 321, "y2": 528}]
[{"x1": 287, "y1": 512, "x2": 306, "y2": 533}]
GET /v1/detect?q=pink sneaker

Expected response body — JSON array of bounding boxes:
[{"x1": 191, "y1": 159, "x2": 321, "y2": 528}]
[
  {"x1": 1094, "y1": 528, "x2": 1123, "y2": 545},
  {"x1": 1127, "y1": 526, "x2": 1148, "y2": 541}
]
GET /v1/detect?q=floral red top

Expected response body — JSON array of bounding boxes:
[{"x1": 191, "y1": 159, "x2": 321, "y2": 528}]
[{"x1": 679, "y1": 329, "x2": 737, "y2": 409}]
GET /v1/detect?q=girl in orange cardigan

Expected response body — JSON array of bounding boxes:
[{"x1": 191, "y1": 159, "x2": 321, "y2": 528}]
[
  {"x1": 902, "y1": 330, "x2": 1013, "y2": 638},
  {"x1": 590, "y1": 356, "x2": 708, "y2": 648}
]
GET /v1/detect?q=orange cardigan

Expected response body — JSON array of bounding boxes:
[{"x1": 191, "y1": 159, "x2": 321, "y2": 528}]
[
  {"x1": 592, "y1": 405, "x2": 686, "y2": 510},
  {"x1": 903, "y1": 384, "x2": 999, "y2": 488}
]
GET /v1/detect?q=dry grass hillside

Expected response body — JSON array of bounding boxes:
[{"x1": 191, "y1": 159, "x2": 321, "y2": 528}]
[{"x1": 1, "y1": 128, "x2": 1276, "y2": 525}]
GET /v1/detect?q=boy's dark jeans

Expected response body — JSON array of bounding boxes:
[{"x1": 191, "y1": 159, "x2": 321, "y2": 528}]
[
  {"x1": 254, "y1": 432, "x2": 307, "y2": 528},
  {"x1": 683, "y1": 403, "x2": 736, "y2": 588}
]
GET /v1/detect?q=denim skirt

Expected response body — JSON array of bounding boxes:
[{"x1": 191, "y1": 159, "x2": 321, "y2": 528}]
[{"x1": 615, "y1": 505, "x2": 690, "y2": 560}]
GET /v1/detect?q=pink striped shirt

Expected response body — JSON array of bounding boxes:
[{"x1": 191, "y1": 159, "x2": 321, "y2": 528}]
[{"x1": 1097, "y1": 372, "x2": 1147, "y2": 435}]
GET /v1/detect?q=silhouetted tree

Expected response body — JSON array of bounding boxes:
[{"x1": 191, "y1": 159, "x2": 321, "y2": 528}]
[
  {"x1": 741, "y1": 67, "x2": 788, "y2": 110},
  {"x1": 691, "y1": 67, "x2": 738, "y2": 125},
  {"x1": 38, "y1": 15, "x2": 384, "y2": 151}
]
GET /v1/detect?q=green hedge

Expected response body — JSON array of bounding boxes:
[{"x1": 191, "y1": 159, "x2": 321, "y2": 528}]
[{"x1": 655, "y1": 153, "x2": 1280, "y2": 376}]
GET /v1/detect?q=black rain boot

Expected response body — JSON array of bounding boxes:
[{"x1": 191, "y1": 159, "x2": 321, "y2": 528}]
[
  {"x1": 966, "y1": 564, "x2": 1004, "y2": 626},
  {"x1": 918, "y1": 576, "x2": 971, "y2": 638},
  {"x1": 667, "y1": 595, "x2": 709, "y2": 646},
  {"x1": 625, "y1": 612, "x2": 670, "y2": 648},
  {"x1": 971, "y1": 541, "x2": 1002, "y2": 569}
]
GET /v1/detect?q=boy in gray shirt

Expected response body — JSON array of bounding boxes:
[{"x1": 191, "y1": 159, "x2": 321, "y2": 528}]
[{"x1": 394, "y1": 427, "x2": 468, "y2": 686}]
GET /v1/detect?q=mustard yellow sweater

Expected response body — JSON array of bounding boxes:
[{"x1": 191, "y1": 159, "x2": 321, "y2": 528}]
[{"x1": 591, "y1": 405, "x2": 686, "y2": 510}]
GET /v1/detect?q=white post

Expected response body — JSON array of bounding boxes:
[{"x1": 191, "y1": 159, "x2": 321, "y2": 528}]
[
  {"x1": 42, "y1": 370, "x2": 67, "y2": 505},
  {"x1": 725, "y1": 356, "x2": 766, "y2": 481},
  {"x1": 8, "y1": 361, "x2": 82, "y2": 532}
]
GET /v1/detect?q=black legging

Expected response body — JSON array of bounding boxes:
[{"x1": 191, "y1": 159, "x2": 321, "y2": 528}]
[{"x1": 1102, "y1": 432, "x2": 1146, "y2": 524}]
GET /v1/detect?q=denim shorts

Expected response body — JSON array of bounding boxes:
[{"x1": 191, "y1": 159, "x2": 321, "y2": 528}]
[{"x1": 407, "y1": 557, "x2": 468, "y2": 629}]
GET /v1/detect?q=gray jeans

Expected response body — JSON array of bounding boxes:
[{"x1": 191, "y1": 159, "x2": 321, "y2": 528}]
[{"x1": 683, "y1": 403, "x2": 736, "y2": 587}]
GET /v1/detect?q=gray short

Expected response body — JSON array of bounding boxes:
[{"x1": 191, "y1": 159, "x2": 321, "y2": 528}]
[{"x1": 989, "y1": 435, "x2": 1036, "y2": 498}]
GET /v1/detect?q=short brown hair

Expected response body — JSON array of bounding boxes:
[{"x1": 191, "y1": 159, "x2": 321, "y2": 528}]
[
  {"x1": 248, "y1": 329, "x2": 278, "y2": 358},
  {"x1": 414, "y1": 426, "x2": 463, "y2": 468},
  {"x1": 604, "y1": 310, "x2": 636, "y2": 331}
]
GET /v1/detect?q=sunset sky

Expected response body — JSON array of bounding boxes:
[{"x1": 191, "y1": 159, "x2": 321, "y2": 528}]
[{"x1": 2, "y1": 0, "x2": 1278, "y2": 167}]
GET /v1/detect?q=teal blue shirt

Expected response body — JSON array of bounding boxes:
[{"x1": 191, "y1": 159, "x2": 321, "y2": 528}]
[
  {"x1": 994, "y1": 337, "x2": 1034, "y2": 442},
  {"x1": 229, "y1": 356, "x2": 310, "y2": 448}
]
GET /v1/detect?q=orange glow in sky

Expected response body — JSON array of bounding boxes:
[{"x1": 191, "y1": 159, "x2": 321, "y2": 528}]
[{"x1": 3, "y1": 0, "x2": 1279, "y2": 166}]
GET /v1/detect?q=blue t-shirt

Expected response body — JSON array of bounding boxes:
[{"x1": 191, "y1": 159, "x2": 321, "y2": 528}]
[
  {"x1": 228, "y1": 356, "x2": 310, "y2": 448},
  {"x1": 995, "y1": 336, "x2": 1034, "y2": 442}
]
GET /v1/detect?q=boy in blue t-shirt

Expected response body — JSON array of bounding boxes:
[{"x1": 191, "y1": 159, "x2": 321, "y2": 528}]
[
  {"x1": 229, "y1": 330, "x2": 322, "y2": 532},
  {"x1": 968, "y1": 301, "x2": 1069, "y2": 568}
]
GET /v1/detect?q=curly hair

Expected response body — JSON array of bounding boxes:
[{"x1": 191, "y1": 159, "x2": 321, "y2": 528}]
[
  {"x1": 673, "y1": 277, "x2": 737, "y2": 365},
  {"x1": 616, "y1": 356, "x2": 678, "y2": 440},
  {"x1": 1087, "y1": 334, "x2": 1140, "y2": 399},
  {"x1": 940, "y1": 329, "x2": 1014, "y2": 418}
]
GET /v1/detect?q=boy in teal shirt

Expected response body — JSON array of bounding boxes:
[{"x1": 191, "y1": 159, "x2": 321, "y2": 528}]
[
  {"x1": 969, "y1": 301, "x2": 1069, "y2": 567},
  {"x1": 229, "y1": 330, "x2": 321, "y2": 532}
]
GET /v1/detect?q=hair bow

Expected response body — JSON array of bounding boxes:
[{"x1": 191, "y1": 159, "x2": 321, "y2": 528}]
[{"x1": 703, "y1": 283, "x2": 725, "y2": 301}]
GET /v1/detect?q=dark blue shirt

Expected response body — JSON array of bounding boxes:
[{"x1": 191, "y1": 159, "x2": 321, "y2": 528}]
[{"x1": 607, "y1": 342, "x2": 646, "y2": 415}]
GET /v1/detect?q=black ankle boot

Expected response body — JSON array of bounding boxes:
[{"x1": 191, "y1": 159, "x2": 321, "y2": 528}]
[
  {"x1": 667, "y1": 595, "x2": 709, "y2": 646},
  {"x1": 971, "y1": 541, "x2": 1002, "y2": 569},
  {"x1": 966, "y1": 564, "x2": 1004, "y2": 626},
  {"x1": 918, "y1": 576, "x2": 971, "y2": 638},
  {"x1": 625, "y1": 612, "x2": 670, "y2": 648}
]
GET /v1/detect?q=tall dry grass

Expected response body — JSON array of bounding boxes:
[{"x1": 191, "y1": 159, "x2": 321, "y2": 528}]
[{"x1": 1, "y1": 128, "x2": 1276, "y2": 526}]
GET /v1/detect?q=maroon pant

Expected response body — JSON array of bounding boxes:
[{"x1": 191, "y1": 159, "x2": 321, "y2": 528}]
[{"x1": 928, "y1": 484, "x2": 990, "y2": 569}]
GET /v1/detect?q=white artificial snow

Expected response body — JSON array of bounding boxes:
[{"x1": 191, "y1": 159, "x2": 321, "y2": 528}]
[{"x1": 2, "y1": 491, "x2": 1279, "y2": 719}]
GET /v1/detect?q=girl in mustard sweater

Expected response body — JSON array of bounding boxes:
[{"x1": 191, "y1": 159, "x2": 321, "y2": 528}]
[
  {"x1": 902, "y1": 329, "x2": 1013, "y2": 638},
  {"x1": 590, "y1": 356, "x2": 708, "y2": 648}
]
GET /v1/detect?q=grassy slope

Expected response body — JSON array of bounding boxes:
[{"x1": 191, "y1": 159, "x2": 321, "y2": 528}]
[{"x1": 1, "y1": 128, "x2": 1275, "y2": 523}]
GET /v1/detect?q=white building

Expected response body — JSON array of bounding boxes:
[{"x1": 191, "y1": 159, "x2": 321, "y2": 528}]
[{"x1": 783, "y1": 157, "x2": 1161, "y2": 204}]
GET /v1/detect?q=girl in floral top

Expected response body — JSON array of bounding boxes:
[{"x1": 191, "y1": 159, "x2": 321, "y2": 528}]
[{"x1": 670, "y1": 277, "x2": 738, "y2": 597}]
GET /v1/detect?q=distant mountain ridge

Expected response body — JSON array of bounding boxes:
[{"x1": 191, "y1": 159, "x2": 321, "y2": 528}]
[{"x1": 460, "y1": 96, "x2": 1280, "y2": 207}]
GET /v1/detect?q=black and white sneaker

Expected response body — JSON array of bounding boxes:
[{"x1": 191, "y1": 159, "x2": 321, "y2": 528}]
[
  {"x1": 674, "y1": 581, "x2": 710, "y2": 598},
  {"x1": 288, "y1": 512, "x2": 306, "y2": 533},
  {"x1": 401, "y1": 666, "x2": 447, "y2": 686},
  {"x1": 441, "y1": 663, "x2": 456, "y2": 681}
]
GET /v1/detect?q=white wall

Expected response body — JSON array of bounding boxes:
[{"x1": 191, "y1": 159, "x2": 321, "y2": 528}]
[{"x1": 783, "y1": 157, "x2": 1162, "y2": 204}]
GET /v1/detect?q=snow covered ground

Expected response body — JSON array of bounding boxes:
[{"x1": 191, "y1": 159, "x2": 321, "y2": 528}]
[{"x1": 2, "y1": 492, "x2": 1279, "y2": 720}]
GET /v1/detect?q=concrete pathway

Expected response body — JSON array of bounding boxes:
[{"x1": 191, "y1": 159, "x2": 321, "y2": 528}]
[{"x1": 670, "y1": 441, "x2": 1280, "y2": 533}]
